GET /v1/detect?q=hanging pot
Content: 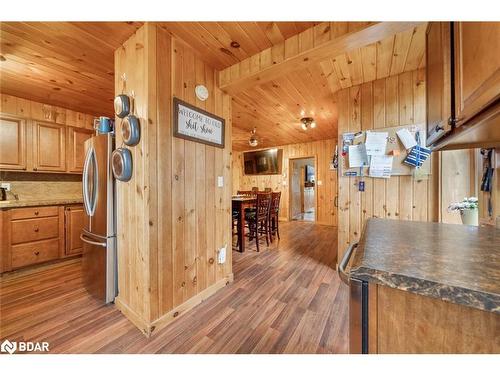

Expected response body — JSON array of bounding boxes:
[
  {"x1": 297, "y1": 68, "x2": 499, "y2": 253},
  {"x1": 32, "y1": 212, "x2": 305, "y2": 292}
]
[
  {"x1": 121, "y1": 114, "x2": 140, "y2": 146},
  {"x1": 112, "y1": 147, "x2": 133, "y2": 182},
  {"x1": 114, "y1": 94, "x2": 130, "y2": 118}
]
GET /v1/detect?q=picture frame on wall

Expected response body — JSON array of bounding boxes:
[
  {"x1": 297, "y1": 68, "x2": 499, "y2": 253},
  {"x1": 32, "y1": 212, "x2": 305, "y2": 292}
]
[{"x1": 173, "y1": 97, "x2": 225, "y2": 148}]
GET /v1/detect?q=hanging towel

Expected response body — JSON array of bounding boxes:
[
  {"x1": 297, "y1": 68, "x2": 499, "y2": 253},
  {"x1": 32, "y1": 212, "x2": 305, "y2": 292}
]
[{"x1": 404, "y1": 145, "x2": 431, "y2": 167}]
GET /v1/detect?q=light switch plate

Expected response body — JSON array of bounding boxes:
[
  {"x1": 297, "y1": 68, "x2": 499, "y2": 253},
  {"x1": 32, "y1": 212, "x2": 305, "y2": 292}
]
[
  {"x1": 218, "y1": 245, "x2": 227, "y2": 264},
  {"x1": 217, "y1": 176, "x2": 224, "y2": 187},
  {"x1": 1, "y1": 183, "x2": 11, "y2": 191}
]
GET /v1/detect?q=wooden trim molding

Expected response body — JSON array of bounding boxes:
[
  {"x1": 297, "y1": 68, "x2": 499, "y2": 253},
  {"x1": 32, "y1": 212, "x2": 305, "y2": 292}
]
[
  {"x1": 219, "y1": 22, "x2": 425, "y2": 95},
  {"x1": 116, "y1": 273, "x2": 233, "y2": 337}
]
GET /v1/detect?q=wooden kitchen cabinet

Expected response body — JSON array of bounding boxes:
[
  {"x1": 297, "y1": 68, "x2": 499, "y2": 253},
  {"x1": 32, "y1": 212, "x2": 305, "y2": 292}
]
[
  {"x1": 32, "y1": 120, "x2": 66, "y2": 172},
  {"x1": 0, "y1": 114, "x2": 27, "y2": 170},
  {"x1": 64, "y1": 205, "x2": 86, "y2": 256},
  {"x1": 425, "y1": 22, "x2": 453, "y2": 144},
  {"x1": 1, "y1": 206, "x2": 65, "y2": 272},
  {"x1": 454, "y1": 22, "x2": 500, "y2": 126},
  {"x1": 67, "y1": 127, "x2": 93, "y2": 172}
]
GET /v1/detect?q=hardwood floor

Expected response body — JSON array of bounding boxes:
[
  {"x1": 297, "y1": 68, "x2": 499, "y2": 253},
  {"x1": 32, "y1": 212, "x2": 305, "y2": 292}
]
[{"x1": 0, "y1": 221, "x2": 348, "y2": 354}]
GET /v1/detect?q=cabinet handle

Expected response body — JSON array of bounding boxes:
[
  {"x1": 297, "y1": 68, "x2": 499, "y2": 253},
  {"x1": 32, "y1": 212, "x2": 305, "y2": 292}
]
[
  {"x1": 34, "y1": 251, "x2": 40, "y2": 256},
  {"x1": 34, "y1": 227, "x2": 39, "y2": 232},
  {"x1": 34, "y1": 211, "x2": 39, "y2": 216}
]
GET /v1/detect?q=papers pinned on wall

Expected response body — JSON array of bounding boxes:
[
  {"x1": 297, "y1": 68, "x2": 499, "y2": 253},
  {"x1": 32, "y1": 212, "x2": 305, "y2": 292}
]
[
  {"x1": 403, "y1": 145, "x2": 431, "y2": 167},
  {"x1": 365, "y1": 131, "x2": 388, "y2": 156},
  {"x1": 348, "y1": 144, "x2": 368, "y2": 168},
  {"x1": 369, "y1": 155, "x2": 393, "y2": 178},
  {"x1": 396, "y1": 128, "x2": 418, "y2": 150}
]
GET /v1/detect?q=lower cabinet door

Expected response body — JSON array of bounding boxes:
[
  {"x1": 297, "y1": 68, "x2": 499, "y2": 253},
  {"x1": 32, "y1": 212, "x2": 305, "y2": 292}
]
[{"x1": 65, "y1": 205, "x2": 86, "y2": 256}]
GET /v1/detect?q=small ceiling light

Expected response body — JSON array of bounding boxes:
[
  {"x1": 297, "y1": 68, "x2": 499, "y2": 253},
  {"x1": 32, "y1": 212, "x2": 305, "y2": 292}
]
[
  {"x1": 300, "y1": 117, "x2": 316, "y2": 131},
  {"x1": 249, "y1": 127, "x2": 259, "y2": 147}
]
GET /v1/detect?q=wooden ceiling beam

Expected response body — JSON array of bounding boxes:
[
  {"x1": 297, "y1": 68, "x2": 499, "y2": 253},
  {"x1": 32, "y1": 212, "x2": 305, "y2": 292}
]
[{"x1": 219, "y1": 22, "x2": 425, "y2": 95}]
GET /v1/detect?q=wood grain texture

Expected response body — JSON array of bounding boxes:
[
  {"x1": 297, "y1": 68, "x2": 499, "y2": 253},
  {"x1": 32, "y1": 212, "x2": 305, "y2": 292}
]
[
  {"x1": 0, "y1": 221, "x2": 348, "y2": 353},
  {"x1": 232, "y1": 139, "x2": 337, "y2": 226},
  {"x1": 336, "y1": 69, "x2": 439, "y2": 262},
  {"x1": 219, "y1": 22, "x2": 425, "y2": 95},
  {"x1": 114, "y1": 24, "x2": 233, "y2": 335},
  {"x1": 375, "y1": 284, "x2": 500, "y2": 353}
]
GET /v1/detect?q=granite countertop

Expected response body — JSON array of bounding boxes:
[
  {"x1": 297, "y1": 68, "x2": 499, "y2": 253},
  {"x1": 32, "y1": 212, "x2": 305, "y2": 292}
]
[
  {"x1": 350, "y1": 218, "x2": 500, "y2": 314},
  {"x1": 0, "y1": 198, "x2": 83, "y2": 209}
]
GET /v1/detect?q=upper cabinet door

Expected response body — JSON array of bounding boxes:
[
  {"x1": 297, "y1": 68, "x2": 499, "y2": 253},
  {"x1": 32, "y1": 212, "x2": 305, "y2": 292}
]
[
  {"x1": 426, "y1": 22, "x2": 453, "y2": 146},
  {"x1": 67, "y1": 127, "x2": 93, "y2": 173},
  {"x1": 33, "y1": 121, "x2": 66, "y2": 172},
  {"x1": 0, "y1": 114, "x2": 27, "y2": 170},
  {"x1": 454, "y1": 22, "x2": 500, "y2": 126}
]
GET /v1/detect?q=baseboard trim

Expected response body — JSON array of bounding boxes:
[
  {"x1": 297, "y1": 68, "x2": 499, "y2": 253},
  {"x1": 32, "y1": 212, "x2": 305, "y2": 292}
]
[
  {"x1": 149, "y1": 273, "x2": 233, "y2": 336},
  {"x1": 116, "y1": 273, "x2": 233, "y2": 337},
  {"x1": 114, "y1": 297, "x2": 152, "y2": 337}
]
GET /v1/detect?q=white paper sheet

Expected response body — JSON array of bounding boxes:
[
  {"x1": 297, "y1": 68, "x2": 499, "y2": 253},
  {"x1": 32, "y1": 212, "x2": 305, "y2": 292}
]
[
  {"x1": 396, "y1": 128, "x2": 417, "y2": 149},
  {"x1": 369, "y1": 155, "x2": 393, "y2": 178},
  {"x1": 348, "y1": 144, "x2": 368, "y2": 168},
  {"x1": 365, "y1": 131, "x2": 388, "y2": 155}
]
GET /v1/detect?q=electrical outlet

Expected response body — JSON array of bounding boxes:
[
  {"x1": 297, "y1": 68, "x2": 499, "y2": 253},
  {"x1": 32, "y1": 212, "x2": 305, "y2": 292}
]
[
  {"x1": 217, "y1": 176, "x2": 224, "y2": 188},
  {"x1": 1, "y1": 183, "x2": 11, "y2": 191},
  {"x1": 217, "y1": 245, "x2": 227, "y2": 264}
]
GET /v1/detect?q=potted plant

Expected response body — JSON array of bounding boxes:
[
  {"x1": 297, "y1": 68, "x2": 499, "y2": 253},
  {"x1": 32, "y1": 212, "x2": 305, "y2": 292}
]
[{"x1": 448, "y1": 197, "x2": 479, "y2": 226}]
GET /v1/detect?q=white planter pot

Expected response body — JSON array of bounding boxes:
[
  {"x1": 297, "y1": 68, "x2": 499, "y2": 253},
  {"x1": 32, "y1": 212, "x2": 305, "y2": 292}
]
[{"x1": 460, "y1": 208, "x2": 478, "y2": 226}]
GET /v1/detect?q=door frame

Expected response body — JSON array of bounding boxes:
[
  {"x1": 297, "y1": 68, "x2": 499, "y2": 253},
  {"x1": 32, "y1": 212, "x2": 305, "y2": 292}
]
[{"x1": 288, "y1": 155, "x2": 318, "y2": 222}]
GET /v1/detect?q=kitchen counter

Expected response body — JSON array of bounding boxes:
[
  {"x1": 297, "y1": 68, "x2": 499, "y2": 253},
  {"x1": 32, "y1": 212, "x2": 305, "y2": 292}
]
[
  {"x1": 0, "y1": 198, "x2": 83, "y2": 209},
  {"x1": 350, "y1": 218, "x2": 500, "y2": 314}
]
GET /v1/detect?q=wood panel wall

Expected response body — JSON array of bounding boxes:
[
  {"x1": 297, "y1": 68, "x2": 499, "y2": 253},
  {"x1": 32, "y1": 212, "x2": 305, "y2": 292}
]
[
  {"x1": 114, "y1": 23, "x2": 232, "y2": 336},
  {"x1": 336, "y1": 69, "x2": 439, "y2": 260},
  {"x1": 232, "y1": 139, "x2": 337, "y2": 226}
]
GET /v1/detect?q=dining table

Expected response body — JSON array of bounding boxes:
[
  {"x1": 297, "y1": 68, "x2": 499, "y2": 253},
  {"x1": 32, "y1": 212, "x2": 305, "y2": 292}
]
[{"x1": 232, "y1": 196, "x2": 256, "y2": 252}]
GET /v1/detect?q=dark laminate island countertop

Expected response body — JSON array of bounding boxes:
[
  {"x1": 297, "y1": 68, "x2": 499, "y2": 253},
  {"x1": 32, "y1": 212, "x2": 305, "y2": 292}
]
[{"x1": 350, "y1": 218, "x2": 500, "y2": 314}]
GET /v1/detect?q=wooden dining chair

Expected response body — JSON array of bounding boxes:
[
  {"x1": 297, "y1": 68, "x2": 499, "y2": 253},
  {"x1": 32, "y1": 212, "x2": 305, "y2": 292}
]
[
  {"x1": 269, "y1": 191, "x2": 281, "y2": 242},
  {"x1": 264, "y1": 187, "x2": 272, "y2": 192},
  {"x1": 245, "y1": 192, "x2": 272, "y2": 252}
]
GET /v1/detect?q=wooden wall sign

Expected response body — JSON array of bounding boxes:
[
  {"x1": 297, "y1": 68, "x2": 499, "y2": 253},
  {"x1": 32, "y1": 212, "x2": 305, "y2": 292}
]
[{"x1": 173, "y1": 97, "x2": 225, "y2": 148}]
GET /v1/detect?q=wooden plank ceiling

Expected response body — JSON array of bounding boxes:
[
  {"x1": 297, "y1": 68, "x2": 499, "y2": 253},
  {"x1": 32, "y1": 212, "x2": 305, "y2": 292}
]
[
  {"x1": 0, "y1": 22, "x2": 426, "y2": 151},
  {"x1": 0, "y1": 22, "x2": 144, "y2": 116},
  {"x1": 231, "y1": 24, "x2": 426, "y2": 151},
  {"x1": 0, "y1": 21, "x2": 314, "y2": 116}
]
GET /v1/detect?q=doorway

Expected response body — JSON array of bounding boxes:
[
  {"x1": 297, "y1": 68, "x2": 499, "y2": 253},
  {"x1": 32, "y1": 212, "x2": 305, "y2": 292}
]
[{"x1": 289, "y1": 157, "x2": 316, "y2": 222}]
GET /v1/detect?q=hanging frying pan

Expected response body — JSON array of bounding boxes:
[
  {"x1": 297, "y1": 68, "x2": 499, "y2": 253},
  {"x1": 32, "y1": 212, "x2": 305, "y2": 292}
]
[
  {"x1": 112, "y1": 147, "x2": 133, "y2": 182},
  {"x1": 121, "y1": 114, "x2": 140, "y2": 146},
  {"x1": 114, "y1": 94, "x2": 130, "y2": 118}
]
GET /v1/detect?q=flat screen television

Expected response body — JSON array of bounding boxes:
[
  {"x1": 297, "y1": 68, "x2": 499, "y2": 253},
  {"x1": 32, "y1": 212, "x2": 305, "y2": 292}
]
[{"x1": 243, "y1": 148, "x2": 283, "y2": 175}]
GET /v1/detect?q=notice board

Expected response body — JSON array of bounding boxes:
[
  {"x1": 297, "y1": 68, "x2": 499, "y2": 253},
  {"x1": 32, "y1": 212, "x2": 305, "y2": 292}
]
[{"x1": 338, "y1": 122, "x2": 431, "y2": 177}]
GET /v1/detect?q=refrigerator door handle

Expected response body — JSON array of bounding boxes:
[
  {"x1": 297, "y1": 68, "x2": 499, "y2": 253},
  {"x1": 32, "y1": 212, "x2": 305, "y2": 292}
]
[
  {"x1": 83, "y1": 146, "x2": 92, "y2": 216},
  {"x1": 83, "y1": 146, "x2": 98, "y2": 217},
  {"x1": 80, "y1": 233, "x2": 106, "y2": 247}
]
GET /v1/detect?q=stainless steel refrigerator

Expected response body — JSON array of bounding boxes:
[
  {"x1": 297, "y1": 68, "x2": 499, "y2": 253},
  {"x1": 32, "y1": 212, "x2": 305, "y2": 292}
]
[{"x1": 81, "y1": 133, "x2": 117, "y2": 304}]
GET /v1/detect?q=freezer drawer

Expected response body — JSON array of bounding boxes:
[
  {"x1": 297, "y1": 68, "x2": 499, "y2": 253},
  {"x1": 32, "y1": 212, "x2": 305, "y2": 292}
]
[{"x1": 81, "y1": 229, "x2": 117, "y2": 304}]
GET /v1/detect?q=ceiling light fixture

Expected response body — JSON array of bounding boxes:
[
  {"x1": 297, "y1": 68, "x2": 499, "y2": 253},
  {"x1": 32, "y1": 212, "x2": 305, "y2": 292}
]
[
  {"x1": 248, "y1": 127, "x2": 259, "y2": 147},
  {"x1": 300, "y1": 117, "x2": 316, "y2": 131}
]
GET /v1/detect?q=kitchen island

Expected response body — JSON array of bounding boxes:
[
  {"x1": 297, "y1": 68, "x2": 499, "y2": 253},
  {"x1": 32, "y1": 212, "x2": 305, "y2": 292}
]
[{"x1": 342, "y1": 218, "x2": 500, "y2": 353}]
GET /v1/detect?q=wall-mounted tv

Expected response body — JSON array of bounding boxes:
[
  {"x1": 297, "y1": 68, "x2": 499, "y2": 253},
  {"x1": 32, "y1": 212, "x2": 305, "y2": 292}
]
[{"x1": 243, "y1": 148, "x2": 283, "y2": 175}]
